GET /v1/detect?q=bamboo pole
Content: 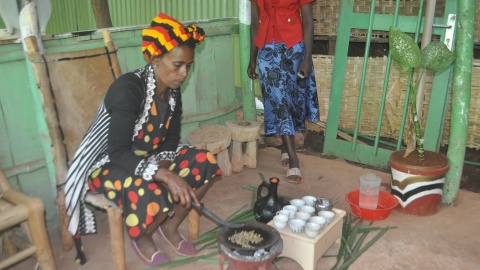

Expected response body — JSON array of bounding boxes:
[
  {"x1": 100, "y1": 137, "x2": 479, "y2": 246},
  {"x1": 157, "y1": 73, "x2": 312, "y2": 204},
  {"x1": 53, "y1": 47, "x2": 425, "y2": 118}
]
[{"x1": 443, "y1": 0, "x2": 475, "y2": 204}]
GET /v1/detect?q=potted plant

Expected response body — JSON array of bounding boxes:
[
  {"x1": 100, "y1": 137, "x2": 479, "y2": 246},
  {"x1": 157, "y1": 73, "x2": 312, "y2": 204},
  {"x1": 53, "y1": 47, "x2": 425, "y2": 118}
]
[{"x1": 387, "y1": 26, "x2": 455, "y2": 216}]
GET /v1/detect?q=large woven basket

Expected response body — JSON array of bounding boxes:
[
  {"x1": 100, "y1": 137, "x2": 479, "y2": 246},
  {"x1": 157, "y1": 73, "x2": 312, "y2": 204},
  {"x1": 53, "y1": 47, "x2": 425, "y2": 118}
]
[{"x1": 311, "y1": 55, "x2": 480, "y2": 149}]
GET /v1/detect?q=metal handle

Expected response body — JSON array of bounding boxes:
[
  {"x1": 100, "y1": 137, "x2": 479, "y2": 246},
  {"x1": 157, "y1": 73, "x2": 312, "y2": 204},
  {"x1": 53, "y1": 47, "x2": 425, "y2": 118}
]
[{"x1": 192, "y1": 202, "x2": 245, "y2": 228}]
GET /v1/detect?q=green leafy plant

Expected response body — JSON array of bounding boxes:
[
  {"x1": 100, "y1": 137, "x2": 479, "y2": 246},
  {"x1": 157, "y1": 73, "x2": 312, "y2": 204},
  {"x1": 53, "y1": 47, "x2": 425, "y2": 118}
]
[
  {"x1": 388, "y1": 26, "x2": 455, "y2": 161},
  {"x1": 330, "y1": 213, "x2": 396, "y2": 270}
]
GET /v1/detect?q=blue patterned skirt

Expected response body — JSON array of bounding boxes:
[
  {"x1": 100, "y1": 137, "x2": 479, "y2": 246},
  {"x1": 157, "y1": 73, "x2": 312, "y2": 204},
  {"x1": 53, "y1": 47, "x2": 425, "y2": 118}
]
[{"x1": 257, "y1": 41, "x2": 320, "y2": 136}]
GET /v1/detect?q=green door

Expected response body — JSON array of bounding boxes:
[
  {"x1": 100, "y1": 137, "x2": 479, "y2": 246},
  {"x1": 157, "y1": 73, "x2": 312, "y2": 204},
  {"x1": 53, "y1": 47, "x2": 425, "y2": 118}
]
[{"x1": 323, "y1": 0, "x2": 457, "y2": 168}]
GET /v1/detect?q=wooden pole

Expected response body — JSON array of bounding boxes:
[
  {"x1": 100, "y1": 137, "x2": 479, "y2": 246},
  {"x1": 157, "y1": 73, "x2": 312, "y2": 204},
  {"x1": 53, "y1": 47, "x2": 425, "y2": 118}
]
[
  {"x1": 91, "y1": 0, "x2": 113, "y2": 28},
  {"x1": 106, "y1": 206, "x2": 126, "y2": 270},
  {"x1": 24, "y1": 36, "x2": 73, "y2": 251}
]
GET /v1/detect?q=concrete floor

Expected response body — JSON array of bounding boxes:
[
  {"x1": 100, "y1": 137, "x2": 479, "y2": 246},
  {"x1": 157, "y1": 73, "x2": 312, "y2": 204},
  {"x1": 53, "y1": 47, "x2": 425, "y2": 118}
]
[{"x1": 6, "y1": 147, "x2": 480, "y2": 270}]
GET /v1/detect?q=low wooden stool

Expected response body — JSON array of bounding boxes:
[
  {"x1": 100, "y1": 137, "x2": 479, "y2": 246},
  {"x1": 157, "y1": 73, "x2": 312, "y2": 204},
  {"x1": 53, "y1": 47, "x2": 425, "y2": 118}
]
[{"x1": 225, "y1": 120, "x2": 261, "y2": 173}]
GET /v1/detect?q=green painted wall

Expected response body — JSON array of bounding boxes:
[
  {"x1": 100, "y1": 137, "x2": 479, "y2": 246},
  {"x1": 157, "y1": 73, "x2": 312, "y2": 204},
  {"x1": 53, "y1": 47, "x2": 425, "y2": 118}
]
[
  {"x1": 0, "y1": 42, "x2": 58, "y2": 228},
  {"x1": 46, "y1": 0, "x2": 239, "y2": 34},
  {"x1": 0, "y1": 18, "x2": 240, "y2": 230}
]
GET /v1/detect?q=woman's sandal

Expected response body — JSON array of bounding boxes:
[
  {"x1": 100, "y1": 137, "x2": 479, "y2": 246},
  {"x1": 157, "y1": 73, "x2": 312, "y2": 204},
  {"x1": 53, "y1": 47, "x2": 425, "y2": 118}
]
[
  {"x1": 156, "y1": 227, "x2": 198, "y2": 257},
  {"x1": 281, "y1": 152, "x2": 289, "y2": 167},
  {"x1": 130, "y1": 239, "x2": 170, "y2": 266},
  {"x1": 286, "y1": 167, "x2": 303, "y2": 184}
]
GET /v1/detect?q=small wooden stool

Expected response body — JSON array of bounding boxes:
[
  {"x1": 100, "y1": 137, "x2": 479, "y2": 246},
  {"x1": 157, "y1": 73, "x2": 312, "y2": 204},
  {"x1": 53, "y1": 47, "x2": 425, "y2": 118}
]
[
  {"x1": 225, "y1": 120, "x2": 261, "y2": 173},
  {"x1": 187, "y1": 124, "x2": 232, "y2": 176}
]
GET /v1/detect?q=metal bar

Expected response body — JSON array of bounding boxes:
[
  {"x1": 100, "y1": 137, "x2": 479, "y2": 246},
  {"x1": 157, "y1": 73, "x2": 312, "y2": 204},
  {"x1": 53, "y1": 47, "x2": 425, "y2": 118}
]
[
  {"x1": 351, "y1": 0, "x2": 376, "y2": 152},
  {"x1": 323, "y1": 0, "x2": 353, "y2": 156},
  {"x1": 416, "y1": 0, "x2": 437, "y2": 119},
  {"x1": 443, "y1": 0, "x2": 475, "y2": 204},
  {"x1": 338, "y1": 127, "x2": 398, "y2": 148},
  {"x1": 432, "y1": 24, "x2": 452, "y2": 28},
  {"x1": 423, "y1": 13, "x2": 457, "y2": 151},
  {"x1": 239, "y1": 0, "x2": 255, "y2": 121},
  {"x1": 464, "y1": 160, "x2": 480, "y2": 167},
  {"x1": 373, "y1": 0, "x2": 401, "y2": 155}
]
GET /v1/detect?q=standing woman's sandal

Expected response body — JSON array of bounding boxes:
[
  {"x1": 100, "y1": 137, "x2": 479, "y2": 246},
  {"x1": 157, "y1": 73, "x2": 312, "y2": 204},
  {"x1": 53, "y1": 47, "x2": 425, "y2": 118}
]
[
  {"x1": 281, "y1": 152, "x2": 289, "y2": 167},
  {"x1": 286, "y1": 167, "x2": 303, "y2": 184}
]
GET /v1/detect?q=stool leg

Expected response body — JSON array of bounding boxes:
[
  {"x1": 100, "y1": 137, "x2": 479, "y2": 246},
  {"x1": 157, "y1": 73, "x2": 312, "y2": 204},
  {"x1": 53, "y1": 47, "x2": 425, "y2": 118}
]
[
  {"x1": 217, "y1": 149, "x2": 232, "y2": 176},
  {"x1": 26, "y1": 198, "x2": 56, "y2": 270},
  {"x1": 2, "y1": 234, "x2": 17, "y2": 256},
  {"x1": 231, "y1": 140, "x2": 244, "y2": 173},
  {"x1": 188, "y1": 209, "x2": 200, "y2": 240},
  {"x1": 244, "y1": 141, "x2": 258, "y2": 168},
  {"x1": 107, "y1": 206, "x2": 126, "y2": 270}
]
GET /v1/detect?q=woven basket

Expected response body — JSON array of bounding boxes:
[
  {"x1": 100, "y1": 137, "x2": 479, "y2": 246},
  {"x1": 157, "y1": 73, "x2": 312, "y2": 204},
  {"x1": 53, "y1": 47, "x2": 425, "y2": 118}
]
[{"x1": 311, "y1": 54, "x2": 480, "y2": 149}]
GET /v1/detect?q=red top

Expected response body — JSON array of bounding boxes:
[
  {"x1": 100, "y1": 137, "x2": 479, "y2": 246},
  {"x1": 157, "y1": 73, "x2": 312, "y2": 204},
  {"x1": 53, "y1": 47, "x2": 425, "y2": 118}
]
[{"x1": 251, "y1": 0, "x2": 315, "y2": 49}]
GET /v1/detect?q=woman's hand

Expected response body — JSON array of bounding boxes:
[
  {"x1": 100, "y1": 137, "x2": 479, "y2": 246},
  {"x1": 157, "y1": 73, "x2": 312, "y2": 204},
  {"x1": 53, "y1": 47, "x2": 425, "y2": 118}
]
[
  {"x1": 247, "y1": 61, "x2": 258, "y2": 80},
  {"x1": 154, "y1": 167, "x2": 199, "y2": 208},
  {"x1": 298, "y1": 58, "x2": 312, "y2": 78}
]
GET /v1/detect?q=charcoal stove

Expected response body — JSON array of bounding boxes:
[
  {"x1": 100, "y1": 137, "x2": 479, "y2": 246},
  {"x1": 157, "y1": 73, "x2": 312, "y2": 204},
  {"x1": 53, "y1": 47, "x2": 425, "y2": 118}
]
[{"x1": 217, "y1": 222, "x2": 283, "y2": 270}]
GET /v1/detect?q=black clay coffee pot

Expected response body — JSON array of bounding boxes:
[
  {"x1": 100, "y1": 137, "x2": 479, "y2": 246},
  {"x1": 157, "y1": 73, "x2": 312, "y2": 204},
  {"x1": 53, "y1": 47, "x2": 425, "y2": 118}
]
[{"x1": 253, "y1": 177, "x2": 285, "y2": 223}]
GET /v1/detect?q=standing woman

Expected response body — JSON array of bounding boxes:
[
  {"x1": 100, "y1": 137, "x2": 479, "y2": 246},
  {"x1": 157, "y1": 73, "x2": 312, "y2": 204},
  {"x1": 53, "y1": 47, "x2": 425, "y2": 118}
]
[
  {"x1": 64, "y1": 13, "x2": 221, "y2": 267},
  {"x1": 248, "y1": 0, "x2": 320, "y2": 183}
]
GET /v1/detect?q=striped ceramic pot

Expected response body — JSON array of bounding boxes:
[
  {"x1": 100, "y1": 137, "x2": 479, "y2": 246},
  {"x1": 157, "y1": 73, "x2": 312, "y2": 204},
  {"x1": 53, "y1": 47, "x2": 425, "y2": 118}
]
[{"x1": 389, "y1": 150, "x2": 449, "y2": 216}]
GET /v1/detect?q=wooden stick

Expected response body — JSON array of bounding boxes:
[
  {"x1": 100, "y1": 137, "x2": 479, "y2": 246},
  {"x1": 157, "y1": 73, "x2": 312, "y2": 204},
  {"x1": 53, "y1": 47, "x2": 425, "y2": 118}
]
[
  {"x1": 188, "y1": 209, "x2": 200, "y2": 240},
  {"x1": 106, "y1": 206, "x2": 126, "y2": 270},
  {"x1": 55, "y1": 190, "x2": 73, "y2": 251}
]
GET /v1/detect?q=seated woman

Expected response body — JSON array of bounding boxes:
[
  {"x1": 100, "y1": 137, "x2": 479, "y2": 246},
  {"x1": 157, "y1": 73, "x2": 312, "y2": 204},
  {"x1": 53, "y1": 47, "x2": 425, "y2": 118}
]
[{"x1": 63, "y1": 13, "x2": 221, "y2": 266}]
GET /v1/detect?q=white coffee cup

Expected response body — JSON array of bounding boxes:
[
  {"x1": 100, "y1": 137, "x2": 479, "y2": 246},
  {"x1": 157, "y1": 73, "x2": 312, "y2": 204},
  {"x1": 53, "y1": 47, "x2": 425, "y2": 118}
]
[
  {"x1": 276, "y1": 209, "x2": 290, "y2": 219},
  {"x1": 288, "y1": 218, "x2": 305, "y2": 234},
  {"x1": 302, "y1": 195, "x2": 317, "y2": 207},
  {"x1": 283, "y1": 205, "x2": 297, "y2": 219},
  {"x1": 305, "y1": 222, "x2": 321, "y2": 238},
  {"x1": 309, "y1": 216, "x2": 327, "y2": 229},
  {"x1": 319, "y1": 210, "x2": 335, "y2": 224},
  {"x1": 299, "y1": 205, "x2": 316, "y2": 215},
  {"x1": 290, "y1": 199, "x2": 306, "y2": 208},
  {"x1": 294, "y1": 211, "x2": 311, "y2": 222},
  {"x1": 273, "y1": 215, "x2": 288, "y2": 229}
]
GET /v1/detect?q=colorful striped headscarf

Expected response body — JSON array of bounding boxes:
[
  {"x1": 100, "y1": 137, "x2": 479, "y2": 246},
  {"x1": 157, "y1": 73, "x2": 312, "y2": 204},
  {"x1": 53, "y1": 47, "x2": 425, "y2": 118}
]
[{"x1": 141, "y1": 13, "x2": 205, "y2": 62}]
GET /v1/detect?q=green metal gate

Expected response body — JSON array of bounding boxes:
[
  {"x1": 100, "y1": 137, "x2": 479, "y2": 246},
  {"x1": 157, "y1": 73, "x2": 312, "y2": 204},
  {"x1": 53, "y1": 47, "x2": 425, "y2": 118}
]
[{"x1": 323, "y1": 0, "x2": 457, "y2": 169}]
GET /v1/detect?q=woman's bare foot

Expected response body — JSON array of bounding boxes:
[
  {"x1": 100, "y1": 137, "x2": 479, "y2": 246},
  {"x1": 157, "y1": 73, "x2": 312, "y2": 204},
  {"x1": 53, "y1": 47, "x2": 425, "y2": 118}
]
[
  {"x1": 135, "y1": 235, "x2": 158, "y2": 259},
  {"x1": 159, "y1": 223, "x2": 182, "y2": 247}
]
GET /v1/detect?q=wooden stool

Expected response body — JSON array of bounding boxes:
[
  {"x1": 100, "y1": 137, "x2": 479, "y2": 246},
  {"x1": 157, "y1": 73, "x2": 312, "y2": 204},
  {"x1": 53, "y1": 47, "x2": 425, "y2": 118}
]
[
  {"x1": 225, "y1": 120, "x2": 261, "y2": 173},
  {"x1": 0, "y1": 169, "x2": 56, "y2": 270},
  {"x1": 187, "y1": 124, "x2": 232, "y2": 177}
]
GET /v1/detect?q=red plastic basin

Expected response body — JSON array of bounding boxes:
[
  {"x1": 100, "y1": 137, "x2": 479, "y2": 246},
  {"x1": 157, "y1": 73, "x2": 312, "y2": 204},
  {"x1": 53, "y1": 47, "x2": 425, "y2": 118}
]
[{"x1": 345, "y1": 189, "x2": 398, "y2": 220}]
